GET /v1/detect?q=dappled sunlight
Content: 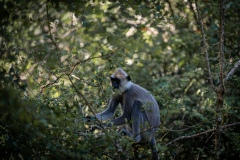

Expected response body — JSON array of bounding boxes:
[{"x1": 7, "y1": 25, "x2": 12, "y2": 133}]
[{"x1": 1, "y1": 0, "x2": 240, "y2": 159}]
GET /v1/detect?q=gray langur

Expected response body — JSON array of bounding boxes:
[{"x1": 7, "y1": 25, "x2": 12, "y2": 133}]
[{"x1": 94, "y1": 68, "x2": 160, "y2": 159}]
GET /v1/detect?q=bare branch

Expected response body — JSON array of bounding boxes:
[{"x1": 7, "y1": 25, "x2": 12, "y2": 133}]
[
  {"x1": 40, "y1": 74, "x2": 63, "y2": 93},
  {"x1": 224, "y1": 60, "x2": 240, "y2": 83},
  {"x1": 219, "y1": 0, "x2": 226, "y2": 90},
  {"x1": 165, "y1": 122, "x2": 240, "y2": 146},
  {"x1": 67, "y1": 74, "x2": 106, "y2": 130},
  {"x1": 194, "y1": 0, "x2": 216, "y2": 91},
  {"x1": 214, "y1": 1, "x2": 227, "y2": 159},
  {"x1": 133, "y1": 125, "x2": 160, "y2": 139},
  {"x1": 222, "y1": 122, "x2": 240, "y2": 128},
  {"x1": 166, "y1": 128, "x2": 215, "y2": 146}
]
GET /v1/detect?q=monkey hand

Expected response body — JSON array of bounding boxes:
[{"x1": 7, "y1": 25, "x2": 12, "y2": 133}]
[
  {"x1": 90, "y1": 123, "x2": 107, "y2": 131},
  {"x1": 84, "y1": 116, "x2": 97, "y2": 122},
  {"x1": 106, "y1": 121, "x2": 115, "y2": 127},
  {"x1": 133, "y1": 135, "x2": 141, "y2": 143},
  {"x1": 90, "y1": 124, "x2": 102, "y2": 131}
]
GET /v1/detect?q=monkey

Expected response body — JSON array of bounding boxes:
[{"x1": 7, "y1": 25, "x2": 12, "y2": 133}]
[{"x1": 88, "y1": 68, "x2": 160, "y2": 160}]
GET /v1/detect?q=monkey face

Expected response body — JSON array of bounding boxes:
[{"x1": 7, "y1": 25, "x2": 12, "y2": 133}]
[
  {"x1": 110, "y1": 68, "x2": 131, "y2": 91},
  {"x1": 110, "y1": 77, "x2": 121, "y2": 89}
]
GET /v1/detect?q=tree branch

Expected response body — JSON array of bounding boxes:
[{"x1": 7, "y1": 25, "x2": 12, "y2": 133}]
[
  {"x1": 165, "y1": 122, "x2": 240, "y2": 146},
  {"x1": 165, "y1": 0, "x2": 174, "y2": 16},
  {"x1": 214, "y1": 1, "x2": 226, "y2": 159},
  {"x1": 66, "y1": 74, "x2": 106, "y2": 131},
  {"x1": 224, "y1": 60, "x2": 240, "y2": 84},
  {"x1": 195, "y1": 0, "x2": 216, "y2": 92},
  {"x1": 188, "y1": 0, "x2": 200, "y2": 30},
  {"x1": 219, "y1": 0, "x2": 226, "y2": 91},
  {"x1": 40, "y1": 74, "x2": 63, "y2": 93},
  {"x1": 46, "y1": 1, "x2": 63, "y2": 68}
]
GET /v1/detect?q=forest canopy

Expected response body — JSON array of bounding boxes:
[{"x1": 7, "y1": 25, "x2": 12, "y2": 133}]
[{"x1": 0, "y1": 0, "x2": 240, "y2": 159}]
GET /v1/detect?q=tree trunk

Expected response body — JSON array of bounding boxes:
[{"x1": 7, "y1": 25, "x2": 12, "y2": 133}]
[
  {"x1": 215, "y1": 0, "x2": 226, "y2": 159},
  {"x1": 215, "y1": 88, "x2": 224, "y2": 160}
]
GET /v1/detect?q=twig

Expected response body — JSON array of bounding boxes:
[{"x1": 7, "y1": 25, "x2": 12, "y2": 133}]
[
  {"x1": 224, "y1": 60, "x2": 240, "y2": 84},
  {"x1": 166, "y1": 128, "x2": 215, "y2": 146},
  {"x1": 165, "y1": 125, "x2": 196, "y2": 132},
  {"x1": 40, "y1": 74, "x2": 63, "y2": 93},
  {"x1": 46, "y1": 1, "x2": 63, "y2": 68},
  {"x1": 219, "y1": 0, "x2": 226, "y2": 91},
  {"x1": 165, "y1": 122, "x2": 240, "y2": 146},
  {"x1": 222, "y1": 122, "x2": 240, "y2": 129},
  {"x1": 195, "y1": 0, "x2": 216, "y2": 92},
  {"x1": 188, "y1": 0, "x2": 200, "y2": 30},
  {"x1": 133, "y1": 125, "x2": 160, "y2": 139},
  {"x1": 68, "y1": 37, "x2": 136, "y2": 76},
  {"x1": 67, "y1": 74, "x2": 106, "y2": 130},
  {"x1": 214, "y1": 1, "x2": 226, "y2": 159}
]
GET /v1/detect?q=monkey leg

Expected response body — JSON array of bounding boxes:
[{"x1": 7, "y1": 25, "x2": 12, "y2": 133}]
[
  {"x1": 119, "y1": 127, "x2": 133, "y2": 137},
  {"x1": 150, "y1": 138, "x2": 159, "y2": 160},
  {"x1": 131, "y1": 101, "x2": 144, "y2": 142},
  {"x1": 132, "y1": 101, "x2": 159, "y2": 159}
]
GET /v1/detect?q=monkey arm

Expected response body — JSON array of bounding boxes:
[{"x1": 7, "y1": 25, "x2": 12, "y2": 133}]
[
  {"x1": 109, "y1": 112, "x2": 130, "y2": 126},
  {"x1": 96, "y1": 95, "x2": 122, "y2": 121},
  {"x1": 108, "y1": 99, "x2": 132, "y2": 126}
]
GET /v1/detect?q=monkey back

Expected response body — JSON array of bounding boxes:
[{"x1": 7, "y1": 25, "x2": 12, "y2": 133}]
[{"x1": 122, "y1": 83, "x2": 160, "y2": 128}]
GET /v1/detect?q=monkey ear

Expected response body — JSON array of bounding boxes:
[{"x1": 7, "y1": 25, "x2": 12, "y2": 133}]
[{"x1": 126, "y1": 75, "x2": 131, "y2": 81}]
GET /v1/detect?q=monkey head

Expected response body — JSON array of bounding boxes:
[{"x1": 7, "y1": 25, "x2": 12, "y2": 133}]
[{"x1": 110, "y1": 68, "x2": 131, "y2": 93}]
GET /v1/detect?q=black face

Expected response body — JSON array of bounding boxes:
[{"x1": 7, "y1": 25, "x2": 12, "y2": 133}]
[{"x1": 110, "y1": 77, "x2": 121, "y2": 89}]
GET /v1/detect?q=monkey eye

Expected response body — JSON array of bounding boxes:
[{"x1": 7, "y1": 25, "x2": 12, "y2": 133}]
[{"x1": 115, "y1": 79, "x2": 120, "y2": 84}]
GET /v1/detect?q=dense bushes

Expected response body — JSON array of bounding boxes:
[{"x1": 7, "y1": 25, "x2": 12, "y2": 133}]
[{"x1": 0, "y1": 0, "x2": 239, "y2": 159}]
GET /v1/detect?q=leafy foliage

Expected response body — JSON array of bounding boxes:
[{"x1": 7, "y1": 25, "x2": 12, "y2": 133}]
[{"x1": 0, "y1": 0, "x2": 240, "y2": 159}]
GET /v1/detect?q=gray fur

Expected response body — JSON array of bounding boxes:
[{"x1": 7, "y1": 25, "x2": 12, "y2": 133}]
[{"x1": 95, "y1": 68, "x2": 160, "y2": 159}]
